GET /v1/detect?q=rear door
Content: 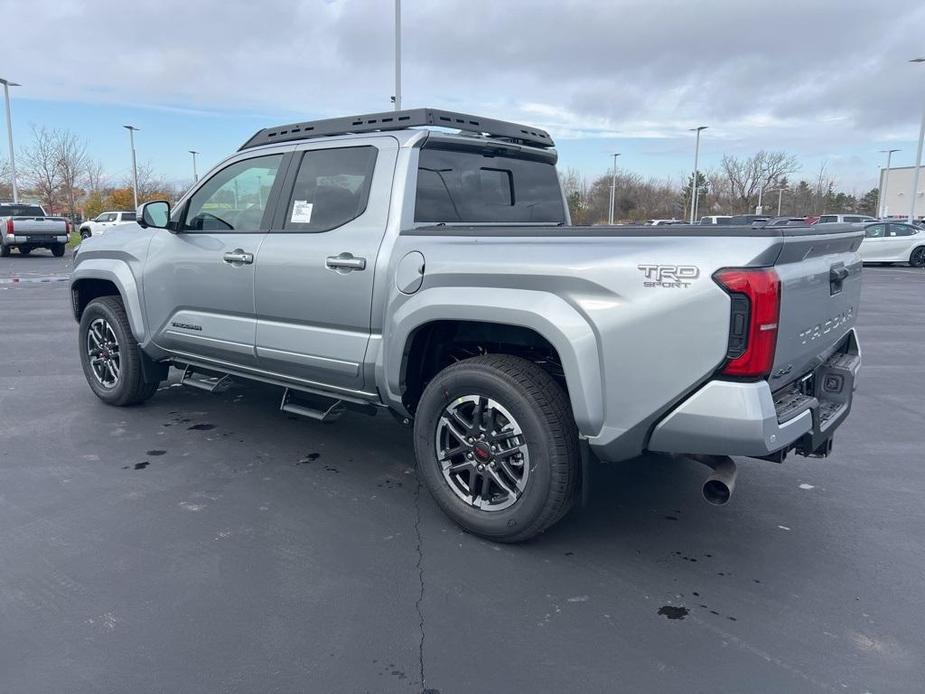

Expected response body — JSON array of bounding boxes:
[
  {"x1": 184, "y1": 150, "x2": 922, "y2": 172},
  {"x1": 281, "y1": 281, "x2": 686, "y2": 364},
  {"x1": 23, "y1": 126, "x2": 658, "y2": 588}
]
[
  {"x1": 254, "y1": 138, "x2": 397, "y2": 391},
  {"x1": 884, "y1": 223, "x2": 917, "y2": 260},
  {"x1": 144, "y1": 152, "x2": 287, "y2": 368}
]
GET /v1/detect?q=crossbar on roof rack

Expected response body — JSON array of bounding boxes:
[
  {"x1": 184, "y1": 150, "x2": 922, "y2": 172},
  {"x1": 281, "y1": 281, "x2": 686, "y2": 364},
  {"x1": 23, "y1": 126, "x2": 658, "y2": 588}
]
[{"x1": 238, "y1": 107, "x2": 555, "y2": 151}]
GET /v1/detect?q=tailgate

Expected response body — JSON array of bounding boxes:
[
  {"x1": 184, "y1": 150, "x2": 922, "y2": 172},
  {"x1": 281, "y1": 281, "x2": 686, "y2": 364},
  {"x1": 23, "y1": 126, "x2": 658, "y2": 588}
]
[
  {"x1": 769, "y1": 224, "x2": 862, "y2": 390},
  {"x1": 9, "y1": 217, "x2": 68, "y2": 234}
]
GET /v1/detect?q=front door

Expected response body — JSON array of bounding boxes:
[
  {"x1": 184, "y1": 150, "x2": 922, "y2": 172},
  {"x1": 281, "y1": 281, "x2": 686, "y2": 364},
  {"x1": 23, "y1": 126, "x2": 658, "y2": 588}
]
[
  {"x1": 144, "y1": 153, "x2": 286, "y2": 368},
  {"x1": 254, "y1": 139, "x2": 397, "y2": 391}
]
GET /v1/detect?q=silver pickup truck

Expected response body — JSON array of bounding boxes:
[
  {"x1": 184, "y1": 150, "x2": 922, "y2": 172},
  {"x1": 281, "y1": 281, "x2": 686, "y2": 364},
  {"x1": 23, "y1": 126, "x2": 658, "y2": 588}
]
[
  {"x1": 70, "y1": 109, "x2": 862, "y2": 541},
  {"x1": 1, "y1": 202, "x2": 71, "y2": 257}
]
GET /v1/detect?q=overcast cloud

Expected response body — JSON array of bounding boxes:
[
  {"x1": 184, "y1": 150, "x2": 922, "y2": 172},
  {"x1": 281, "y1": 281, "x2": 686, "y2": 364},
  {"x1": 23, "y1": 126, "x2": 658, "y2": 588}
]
[{"x1": 2, "y1": 0, "x2": 924, "y2": 186}]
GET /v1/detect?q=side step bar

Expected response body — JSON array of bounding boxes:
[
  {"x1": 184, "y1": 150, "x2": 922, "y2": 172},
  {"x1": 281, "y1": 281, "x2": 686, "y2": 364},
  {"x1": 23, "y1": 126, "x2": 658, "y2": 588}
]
[
  {"x1": 280, "y1": 388, "x2": 346, "y2": 422},
  {"x1": 181, "y1": 365, "x2": 234, "y2": 393}
]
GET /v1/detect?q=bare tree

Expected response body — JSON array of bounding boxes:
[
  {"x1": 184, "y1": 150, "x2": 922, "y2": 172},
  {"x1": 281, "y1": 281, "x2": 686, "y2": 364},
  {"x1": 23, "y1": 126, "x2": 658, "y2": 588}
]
[
  {"x1": 721, "y1": 150, "x2": 800, "y2": 213},
  {"x1": 55, "y1": 130, "x2": 88, "y2": 219},
  {"x1": 20, "y1": 125, "x2": 61, "y2": 212},
  {"x1": 0, "y1": 157, "x2": 11, "y2": 200},
  {"x1": 83, "y1": 158, "x2": 106, "y2": 194}
]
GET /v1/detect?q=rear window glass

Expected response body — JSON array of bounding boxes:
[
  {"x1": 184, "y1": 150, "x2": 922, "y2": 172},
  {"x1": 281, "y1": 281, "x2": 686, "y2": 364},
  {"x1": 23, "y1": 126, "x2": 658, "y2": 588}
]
[
  {"x1": 414, "y1": 143, "x2": 565, "y2": 223},
  {"x1": 0, "y1": 204, "x2": 44, "y2": 217}
]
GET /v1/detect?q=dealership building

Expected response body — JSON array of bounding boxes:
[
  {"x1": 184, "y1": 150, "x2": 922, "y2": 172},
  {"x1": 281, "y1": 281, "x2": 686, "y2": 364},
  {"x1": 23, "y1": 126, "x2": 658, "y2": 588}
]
[{"x1": 878, "y1": 165, "x2": 925, "y2": 219}]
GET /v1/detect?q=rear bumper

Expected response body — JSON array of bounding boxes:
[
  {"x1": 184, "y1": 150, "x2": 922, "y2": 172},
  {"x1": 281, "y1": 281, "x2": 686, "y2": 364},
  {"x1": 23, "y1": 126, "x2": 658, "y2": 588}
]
[
  {"x1": 648, "y1": 330, "x2": 860, "y2": 459},
  {"x1": 4, "y1": 235, "x2": 68, "y2": 245}
]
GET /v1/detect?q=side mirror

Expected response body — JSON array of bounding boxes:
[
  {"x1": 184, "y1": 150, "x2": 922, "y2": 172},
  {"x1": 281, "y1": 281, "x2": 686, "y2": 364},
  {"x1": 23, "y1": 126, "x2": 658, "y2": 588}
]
[{"x1": 138, "y1": 200, "x2": 171, "y2": 230}]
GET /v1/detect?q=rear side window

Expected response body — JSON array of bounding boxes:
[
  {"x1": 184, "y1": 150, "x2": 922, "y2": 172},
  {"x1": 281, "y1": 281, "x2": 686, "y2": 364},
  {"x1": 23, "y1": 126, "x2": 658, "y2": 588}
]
[
  {"x1": 282, "y1": 146, "x2": 378, "y2": 232},
  {"x1": 819, "y1": 216, "x2": 836, "y2": 223},
  {"x1": 414, "y1": 143, "x2": 565, "y2": 223},
  {"x1": 0, "y1": 204, "x2": 45, "y2": 217},
  {"x1": 122, "y1": 212, "x2": 136, "y2": 222},
  {"x1": 889, "y1": 223, "x2": 915, "y2": 237}
]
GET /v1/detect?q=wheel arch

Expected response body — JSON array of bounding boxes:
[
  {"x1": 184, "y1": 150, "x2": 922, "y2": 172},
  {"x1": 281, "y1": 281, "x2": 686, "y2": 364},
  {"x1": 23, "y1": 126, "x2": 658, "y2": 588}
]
[
  {"x1": 70, "y1": 261, "x2": 146, "y2": 342},
  {"x1": 381, "y1": 287, "x2": 604, "y2": 437}
]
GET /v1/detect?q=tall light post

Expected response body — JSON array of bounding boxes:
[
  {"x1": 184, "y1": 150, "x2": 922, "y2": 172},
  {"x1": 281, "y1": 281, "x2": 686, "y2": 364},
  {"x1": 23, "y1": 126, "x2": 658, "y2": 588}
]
[
  {"x1": 689, "y1": 126, "x2": 707, "y2": 224},
  {"x1": 0, "y1": 77, "x2": 21, "y2": 203},
  {"x1": 878, "y1": 148, "x2": 900, "y2": 217},
  {"x1": 908, "y1": 58, "x2": 925, "y2": 223},
  {"x1": 608, "y1": 152, "x2": 621, "y2": 225},
  {"x1": 188, "y1": 150, "x2": 199, "y2": 182},
  {"x1": 768, "y1": 187, "x2": 787, "y2": 216},
  {"x1": 123, "y1": 125, "x2": 140, "y2": 209},
  {"x1": 393, "y1": 0, "x2": 402, "y2": 111}
]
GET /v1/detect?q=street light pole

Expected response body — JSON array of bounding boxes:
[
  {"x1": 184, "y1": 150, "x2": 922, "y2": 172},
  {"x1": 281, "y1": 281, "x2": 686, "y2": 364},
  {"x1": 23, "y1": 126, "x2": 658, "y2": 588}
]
[
  {"x1": 608, "y1": 152, "x2": 621, "y2": 225},
  {"x1": 393, "y1": 0, "x2": 402, "y2": 111},
  {"x1": 123, "y1": 125, "x2": 140, "y2": 209},
  {"x1": 878, "y1": 148, "x2": 899, "y2": 217},
  {"x1": 689, "y1": 126, "x2": 707, "y2": 224},
  {"x1": 189, "y1": 150, "x2": 199, "y2": 182},
  {"x1": 0, "y1": 77, "x2": 21, "y2": 203},
  {"x1": 908, "y1": 58, "x2": 925, "y2": 223}
]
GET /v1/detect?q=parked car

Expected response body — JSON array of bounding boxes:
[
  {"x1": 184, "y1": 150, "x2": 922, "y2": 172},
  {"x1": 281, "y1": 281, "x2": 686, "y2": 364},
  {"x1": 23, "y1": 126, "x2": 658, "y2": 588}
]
[
  {"x1": 70, "y1": 108, "x2": 863, "y2": 541},
  {"x1": 815, "y1": 214, "x2": 876, "y2": 224},
  {"x1": 699, "y1": 216, "x2": 733, "y2": 225},
  {"x1": 729, "y1": 215, "x2": 770, "y2": 226},
  {"x1": 0, "y1": 202, "x2": 71, "y2": 257},
  {"x1": 645, "y1": 218, "x2": 684, "y2": 225},
  {"x1": 78, "y1": 211, "x2": 138, "y2": 239},
  {"x1": 762, "y1": 217, "x2": 808, "y2": 227},
  {"x1": 859, "y1": 221, "x2": 925, "y2": 266}
]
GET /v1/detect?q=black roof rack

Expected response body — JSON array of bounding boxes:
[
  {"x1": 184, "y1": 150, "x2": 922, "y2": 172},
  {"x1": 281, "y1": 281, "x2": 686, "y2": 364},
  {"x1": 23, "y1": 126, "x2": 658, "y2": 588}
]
[{"x1": 238, "y1": 107, "x2": 555, "y2": 151}]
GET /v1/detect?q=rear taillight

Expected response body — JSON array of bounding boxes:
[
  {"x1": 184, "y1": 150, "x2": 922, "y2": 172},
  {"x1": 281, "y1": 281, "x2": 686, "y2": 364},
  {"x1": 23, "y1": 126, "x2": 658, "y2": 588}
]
[
  {"x1": 5, "y1": 218, "x2": 12, "y2": 235},
  {"x1": 713, "y1": 268, "x2": 781, "y2": 379}
]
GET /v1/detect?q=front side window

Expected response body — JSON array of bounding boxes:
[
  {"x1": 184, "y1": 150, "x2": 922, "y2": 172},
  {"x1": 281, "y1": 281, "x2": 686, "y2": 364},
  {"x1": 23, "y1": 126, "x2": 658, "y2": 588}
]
[
  {"x1": 101, "y1": 213, "x2": 117, "y2": 222},
  {"x1": 865, "y1": 224, "x2": 885, "y2": 238},
  {"x1": 414, "y1": 143, "x2": 566, "y2": 224},
  {"x1": 183, "y1": 154, "x2": 283, "y2": 232},
  {"x1": 282, "y1": 146, "x2": 378, "y2": 232}
]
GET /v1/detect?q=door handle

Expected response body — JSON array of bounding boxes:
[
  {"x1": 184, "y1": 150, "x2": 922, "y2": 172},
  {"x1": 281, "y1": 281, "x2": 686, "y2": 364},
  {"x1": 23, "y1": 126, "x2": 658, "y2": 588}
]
[
  {"x1": 326, "y1": 253, "x2": 367, "y2": 272},
  {"x1": 223, "y1": 249, "x2": 254, "y2": 265}
]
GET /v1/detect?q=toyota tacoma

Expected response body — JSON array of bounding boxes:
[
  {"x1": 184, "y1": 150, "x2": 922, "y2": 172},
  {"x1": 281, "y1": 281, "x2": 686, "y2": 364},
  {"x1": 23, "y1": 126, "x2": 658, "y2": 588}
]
[{"x1": 70, "y1": 108, "x2": 862, "y2": 541}]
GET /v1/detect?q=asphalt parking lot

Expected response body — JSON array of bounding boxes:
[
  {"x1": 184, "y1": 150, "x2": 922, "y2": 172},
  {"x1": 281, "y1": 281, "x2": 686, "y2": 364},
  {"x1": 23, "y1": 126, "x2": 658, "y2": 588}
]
[{"x1": 1, "y1": 250, "x2": 923, "y2": 693}]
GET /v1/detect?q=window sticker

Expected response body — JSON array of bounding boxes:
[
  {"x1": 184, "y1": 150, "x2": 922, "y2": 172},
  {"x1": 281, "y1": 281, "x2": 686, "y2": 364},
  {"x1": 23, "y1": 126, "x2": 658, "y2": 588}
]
[{"x1": 290, "y1": 200, "x2": 314, "y2": 224}]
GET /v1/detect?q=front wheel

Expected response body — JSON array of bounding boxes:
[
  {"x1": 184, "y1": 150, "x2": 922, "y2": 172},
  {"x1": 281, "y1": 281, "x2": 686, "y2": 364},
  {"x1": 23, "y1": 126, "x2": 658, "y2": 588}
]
[
  {"x1": 79, "y1": 296, "x2": 159, "y2": 406},
  {"x1": 910, "y1": 246, "x2": 925, "y2": 268},
  {"x1": 413, "y1": 355, "x2": 579, "y2": 542}
]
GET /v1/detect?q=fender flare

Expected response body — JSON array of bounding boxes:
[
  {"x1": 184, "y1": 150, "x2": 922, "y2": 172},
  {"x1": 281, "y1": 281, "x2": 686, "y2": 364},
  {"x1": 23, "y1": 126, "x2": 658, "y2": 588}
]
[
  {"x1": 70, "y1": 259, "x2": 146, "y2": 342},
  {"x1": 379, "y1": 286, "x2": 604, "y2": 437}
]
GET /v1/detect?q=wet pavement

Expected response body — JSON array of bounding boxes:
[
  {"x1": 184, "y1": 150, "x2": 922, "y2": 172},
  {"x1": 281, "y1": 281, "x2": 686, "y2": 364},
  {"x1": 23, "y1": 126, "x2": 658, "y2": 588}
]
[{"x1": 1, "y1": 256, "x2": 923, "y2": 693}]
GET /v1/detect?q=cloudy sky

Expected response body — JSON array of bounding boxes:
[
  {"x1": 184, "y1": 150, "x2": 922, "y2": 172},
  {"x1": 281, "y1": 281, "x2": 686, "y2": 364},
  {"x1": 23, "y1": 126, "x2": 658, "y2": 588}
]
[{"x1": 2, "y1": 0, "x2": 924, "y2": 191}]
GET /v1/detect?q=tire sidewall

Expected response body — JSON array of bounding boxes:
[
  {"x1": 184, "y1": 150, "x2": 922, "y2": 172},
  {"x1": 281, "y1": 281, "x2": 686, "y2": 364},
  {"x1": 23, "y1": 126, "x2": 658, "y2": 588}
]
[
  {"x1": 911, "y1": 246, "x2": 925, "y2": 267},
  {"x1": 79, "y1": 299, "x2": 138, "y2": 405},
  {"x1": 414, "y1": 362, "x2": 558, "y2": 540}
]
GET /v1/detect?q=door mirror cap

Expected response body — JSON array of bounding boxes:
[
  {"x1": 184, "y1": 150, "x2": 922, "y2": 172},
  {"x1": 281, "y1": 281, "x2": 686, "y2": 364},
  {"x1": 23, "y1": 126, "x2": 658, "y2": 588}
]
[{"x1": 137, "y1": 200, "x2": 171, "y2": 230}]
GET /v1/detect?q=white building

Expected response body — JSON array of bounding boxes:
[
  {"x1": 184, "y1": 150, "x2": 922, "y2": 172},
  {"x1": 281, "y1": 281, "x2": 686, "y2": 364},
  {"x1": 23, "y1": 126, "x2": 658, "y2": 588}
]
[{"x1": 878, "y1": 165, "x2": 925, "y2": 219}]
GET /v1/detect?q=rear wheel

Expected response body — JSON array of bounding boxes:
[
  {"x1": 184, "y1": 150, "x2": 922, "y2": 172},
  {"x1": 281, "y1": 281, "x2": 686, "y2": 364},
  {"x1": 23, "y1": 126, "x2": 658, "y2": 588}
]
[
  {"x1": 413, "y1": 355, "x2": 579, "y2": 542},
  {"x1": 910, "y1": 246, "x2": 925, "y2": 268},
  {"x1": 51, "y1": 244, "x2": 66, "y2": 257},
  {"x1": 79, "y1": 296, "x2": 159, "y2": 406},
  {"x1": 18, "y1": 246, "x2": 32, "y2": 256},
  {"x1": 0, "y1": 245, "x2": 9, "y2": 257},
  {"x1": 80, "y1": 230, "x2": 91, "y2": 240}
]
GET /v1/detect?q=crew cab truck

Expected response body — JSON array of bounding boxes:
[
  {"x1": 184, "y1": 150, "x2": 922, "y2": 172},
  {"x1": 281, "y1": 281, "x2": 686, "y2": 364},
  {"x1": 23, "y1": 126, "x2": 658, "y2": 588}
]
[
  {"x1": 1, "y1": 202, "x2": 70, "y2": 256},
  {"x1": 70, "y1": 108, "x2": 862, "y2": 542},
  {"x1": 78, "y1": 211, "x2": 138, "y2": 239}
]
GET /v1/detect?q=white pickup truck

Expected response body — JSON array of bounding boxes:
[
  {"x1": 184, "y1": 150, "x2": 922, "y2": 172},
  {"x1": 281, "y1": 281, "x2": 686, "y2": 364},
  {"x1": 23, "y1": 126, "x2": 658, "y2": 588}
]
[
  {"x1": 0, "y1": 202, "x2": 71, "y2": 257},
  {"x1": 78, "y1": 211, "x2": 138, "y2": 239}
]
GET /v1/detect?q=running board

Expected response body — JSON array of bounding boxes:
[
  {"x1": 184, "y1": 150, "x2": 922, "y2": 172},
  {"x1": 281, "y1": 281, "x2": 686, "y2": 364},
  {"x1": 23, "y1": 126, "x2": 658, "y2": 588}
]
[
  {"x1": 181, "y1": 365, "x2": 234, "y2": 393},
  {"x1": 280, "y1": 388, "x2": 346, "y2": 422}
]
